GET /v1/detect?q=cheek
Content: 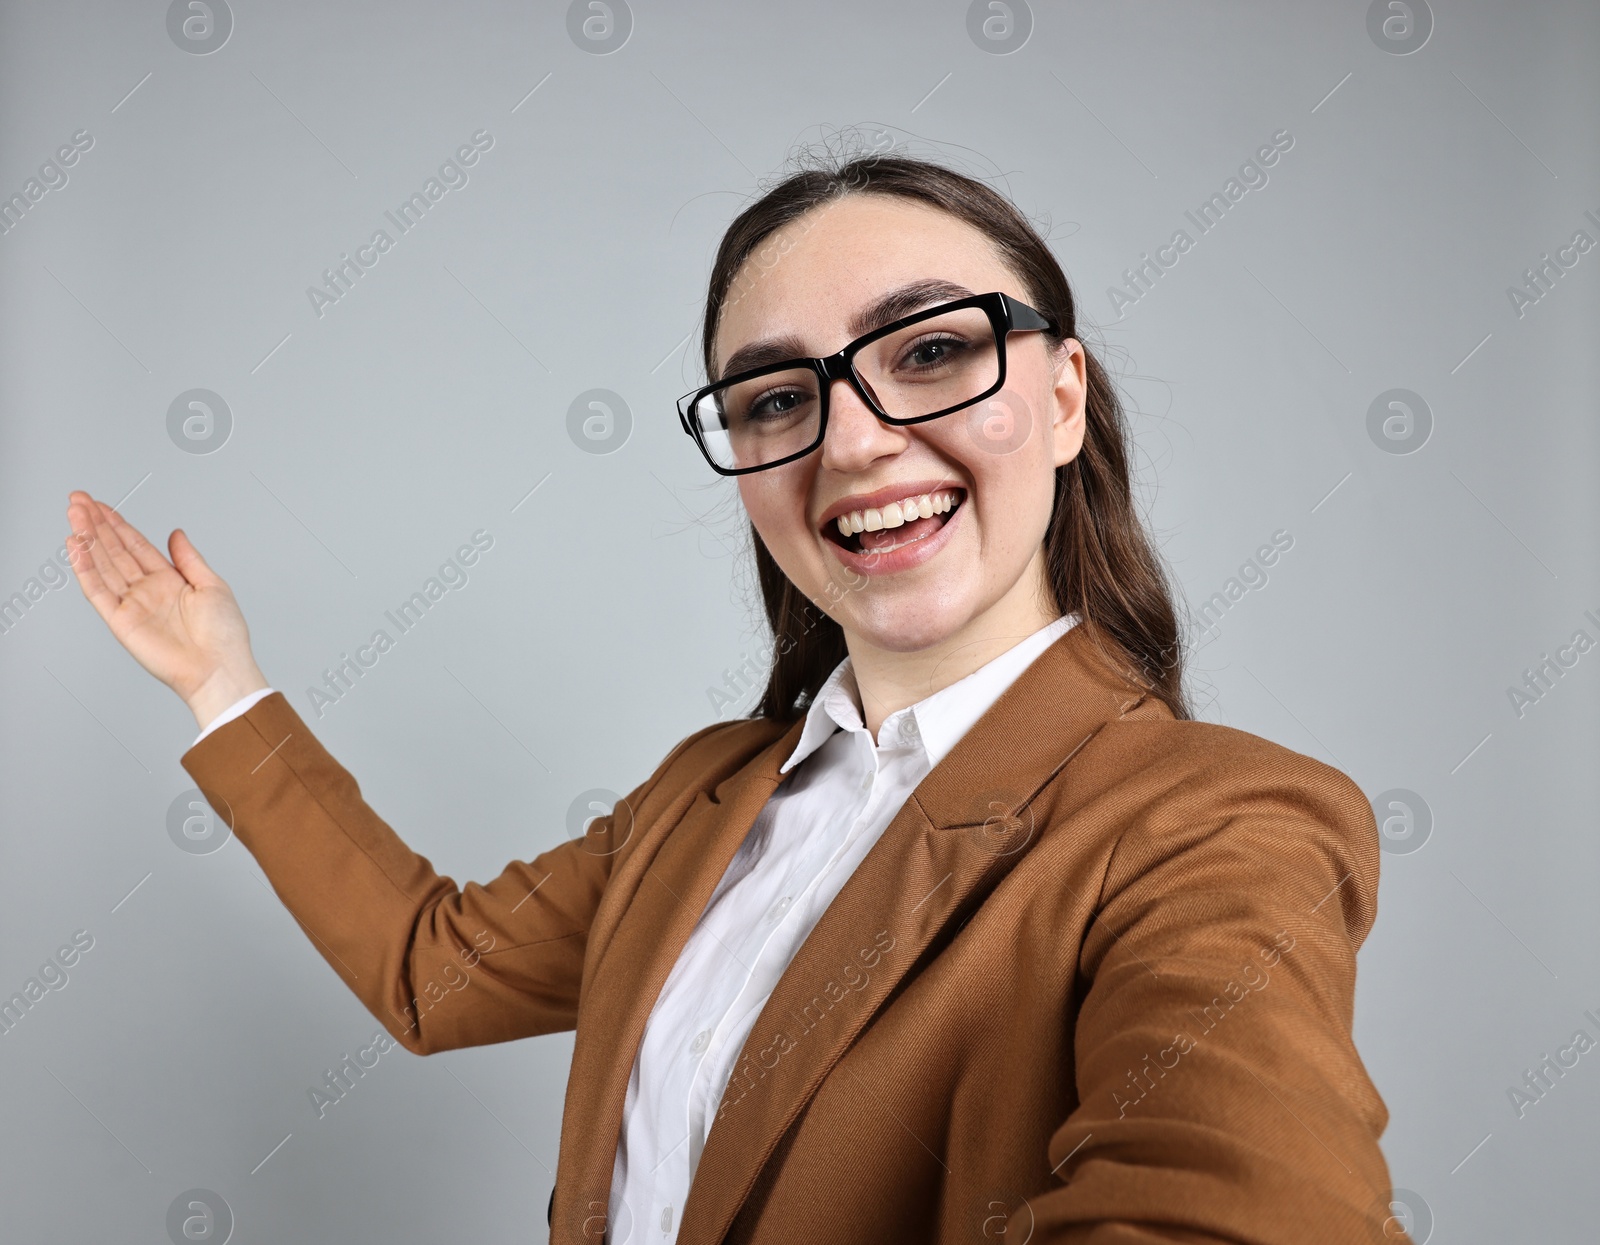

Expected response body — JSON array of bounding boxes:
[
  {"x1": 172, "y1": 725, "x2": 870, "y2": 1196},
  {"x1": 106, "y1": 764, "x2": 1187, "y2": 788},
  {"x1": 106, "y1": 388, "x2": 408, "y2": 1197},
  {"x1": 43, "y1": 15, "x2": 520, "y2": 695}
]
[
  {"x1": 968, "y1": 445, "x2": 1059, "y2": 554},
  {"x1": 739, "y1": 473, "x2": 813, "y2": 559}
]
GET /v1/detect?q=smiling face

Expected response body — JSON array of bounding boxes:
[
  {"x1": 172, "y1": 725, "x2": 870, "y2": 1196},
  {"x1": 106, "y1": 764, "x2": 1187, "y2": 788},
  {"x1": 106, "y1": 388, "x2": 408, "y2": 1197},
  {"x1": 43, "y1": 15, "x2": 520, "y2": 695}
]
[{"x1": 712, "y1": 193, "x2": 1089, "y2": 658}]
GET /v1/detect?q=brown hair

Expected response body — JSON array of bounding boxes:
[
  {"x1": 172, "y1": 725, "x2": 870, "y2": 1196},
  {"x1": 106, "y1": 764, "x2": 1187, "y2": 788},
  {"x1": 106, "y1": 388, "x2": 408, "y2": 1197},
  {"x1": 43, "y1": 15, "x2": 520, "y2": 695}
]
[{"x1": 698, "y1": 144, "x2": 1191, "y2": 722}]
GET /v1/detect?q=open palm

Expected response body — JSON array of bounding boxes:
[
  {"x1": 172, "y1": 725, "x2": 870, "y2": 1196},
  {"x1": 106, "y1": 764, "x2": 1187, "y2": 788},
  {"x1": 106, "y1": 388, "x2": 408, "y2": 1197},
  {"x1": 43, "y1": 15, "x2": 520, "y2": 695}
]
[{"x1": 65, "y1": 489, "x2": 266, "y2": 719}]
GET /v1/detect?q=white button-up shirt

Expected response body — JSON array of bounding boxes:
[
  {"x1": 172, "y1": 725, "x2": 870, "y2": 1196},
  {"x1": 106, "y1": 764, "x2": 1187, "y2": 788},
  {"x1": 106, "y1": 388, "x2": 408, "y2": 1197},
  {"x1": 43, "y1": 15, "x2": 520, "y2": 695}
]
[
  {"x1": 607, "y1": 611, "x2": 1077, "y2": 1243},
  {"x1": 190, "y1": 612, "x2": 1079, "y2": 1245}
]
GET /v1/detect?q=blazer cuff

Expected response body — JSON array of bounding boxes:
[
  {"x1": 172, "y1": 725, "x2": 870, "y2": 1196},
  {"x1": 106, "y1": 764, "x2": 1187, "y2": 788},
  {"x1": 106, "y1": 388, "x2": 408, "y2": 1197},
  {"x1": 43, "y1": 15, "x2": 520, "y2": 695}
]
[{"x1": 192, "y1": 686, "x2": 278, "y2": 748}]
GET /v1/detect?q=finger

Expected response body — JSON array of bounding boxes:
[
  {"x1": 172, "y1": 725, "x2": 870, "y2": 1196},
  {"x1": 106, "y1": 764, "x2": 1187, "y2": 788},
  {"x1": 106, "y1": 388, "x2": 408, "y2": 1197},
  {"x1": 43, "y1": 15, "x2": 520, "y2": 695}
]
[
  {"x1": 168, "y1": 528, "x2": 225, "y2": 591},
  {"x1": 99, "y1": 501, "x2": 174, "y2": 577},
  {"x1": 65, "y1": 493, "x2": 123, "y2": 625},
  {"x1": 65, "y1": 494, "x2": 99, "y2": 572},
  {"x1": 74, "y1": 494, "x2": 130, "y2": 598},
  {"x1": 93, "y1": 500, "x2": 151, "y2": 587}
]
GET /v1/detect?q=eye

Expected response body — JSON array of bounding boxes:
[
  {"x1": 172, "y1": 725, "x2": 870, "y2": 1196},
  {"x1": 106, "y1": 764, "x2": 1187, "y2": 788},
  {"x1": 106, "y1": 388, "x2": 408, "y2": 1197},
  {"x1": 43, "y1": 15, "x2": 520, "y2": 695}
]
[
  {"x1": 731, "y1": 384, "x2": 817, "y2": 429},
  {"x1": 899, "y1": 334, "x2": 969, "y2": 372},
  {"x1": 746, "y1": 386, "x2": 807, "y2": 421}
]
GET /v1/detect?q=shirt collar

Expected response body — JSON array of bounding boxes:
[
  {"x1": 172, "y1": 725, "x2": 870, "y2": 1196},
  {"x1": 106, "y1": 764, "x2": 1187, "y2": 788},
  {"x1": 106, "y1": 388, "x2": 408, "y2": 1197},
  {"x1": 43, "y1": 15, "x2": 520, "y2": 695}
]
[{"x1": 778, "y1": 612, "x2": 1079, "y2": 774}]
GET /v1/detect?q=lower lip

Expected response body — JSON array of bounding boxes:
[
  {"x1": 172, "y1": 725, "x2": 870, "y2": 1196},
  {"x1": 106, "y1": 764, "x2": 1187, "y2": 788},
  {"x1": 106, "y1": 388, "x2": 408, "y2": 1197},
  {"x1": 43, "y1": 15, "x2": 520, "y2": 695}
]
[{"x1": 821, "y1": 499, "x2": 965, "y2": 577}]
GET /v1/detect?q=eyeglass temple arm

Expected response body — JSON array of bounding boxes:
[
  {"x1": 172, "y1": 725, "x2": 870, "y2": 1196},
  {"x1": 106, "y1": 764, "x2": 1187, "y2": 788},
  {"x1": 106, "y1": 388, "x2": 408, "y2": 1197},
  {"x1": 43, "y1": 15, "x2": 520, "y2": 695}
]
[{"x1": 1001, "y1": 293, "x2": 1057, "y2": 335}]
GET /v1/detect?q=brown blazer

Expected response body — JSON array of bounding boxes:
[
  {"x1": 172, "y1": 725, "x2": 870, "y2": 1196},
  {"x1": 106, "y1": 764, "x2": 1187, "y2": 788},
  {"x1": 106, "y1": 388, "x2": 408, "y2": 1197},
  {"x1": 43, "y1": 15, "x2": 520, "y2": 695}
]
[{"x1": 181, "y1": 621, "x2": 1408, "y2": 1244}]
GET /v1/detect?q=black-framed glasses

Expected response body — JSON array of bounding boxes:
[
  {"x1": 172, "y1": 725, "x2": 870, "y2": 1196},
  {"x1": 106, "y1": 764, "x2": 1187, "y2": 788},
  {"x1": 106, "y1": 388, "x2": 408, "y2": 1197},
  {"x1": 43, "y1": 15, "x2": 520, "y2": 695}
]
[{"x1": 677, "y1": 290, "x2": 1059, "y2": 476}]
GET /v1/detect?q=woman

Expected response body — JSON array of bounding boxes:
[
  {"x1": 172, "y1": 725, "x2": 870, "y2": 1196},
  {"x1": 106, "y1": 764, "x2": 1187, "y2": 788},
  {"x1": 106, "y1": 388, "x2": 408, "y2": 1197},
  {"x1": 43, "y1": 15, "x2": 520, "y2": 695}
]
[{"x1": 66, "y1": 154, "x2": 1407, "y2": 1243}]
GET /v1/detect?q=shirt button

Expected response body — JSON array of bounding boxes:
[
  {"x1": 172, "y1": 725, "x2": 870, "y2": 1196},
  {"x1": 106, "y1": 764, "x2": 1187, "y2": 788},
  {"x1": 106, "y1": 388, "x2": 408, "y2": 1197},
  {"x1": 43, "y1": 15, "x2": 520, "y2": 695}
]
[
  {"x1": 661, "y1": 1205, "x2": 674, "y2": 1232},
  {"x1": 690, "y1": 1029, "x2": 710, "y2": 1055},
  {"x1": 902, "y1": 716, "x2": 920, "y2": 740},
  {"x1": 767, "y1": 896, "x2": 792, "y2": 922}
]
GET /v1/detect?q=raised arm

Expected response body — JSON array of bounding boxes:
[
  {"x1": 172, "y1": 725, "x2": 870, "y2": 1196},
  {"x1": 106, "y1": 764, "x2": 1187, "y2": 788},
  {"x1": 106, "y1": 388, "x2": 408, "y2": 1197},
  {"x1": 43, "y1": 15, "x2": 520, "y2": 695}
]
[{"x1": 63, "y1": 489, "x2": 710, "y2": 1053}]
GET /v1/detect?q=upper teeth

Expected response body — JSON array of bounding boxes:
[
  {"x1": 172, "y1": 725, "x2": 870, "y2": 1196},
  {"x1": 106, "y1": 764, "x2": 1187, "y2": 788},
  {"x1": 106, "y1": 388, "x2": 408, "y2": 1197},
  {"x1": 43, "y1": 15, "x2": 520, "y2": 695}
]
[{"x1": 834, "y1": 489, "x2": 960, "y2": 537}]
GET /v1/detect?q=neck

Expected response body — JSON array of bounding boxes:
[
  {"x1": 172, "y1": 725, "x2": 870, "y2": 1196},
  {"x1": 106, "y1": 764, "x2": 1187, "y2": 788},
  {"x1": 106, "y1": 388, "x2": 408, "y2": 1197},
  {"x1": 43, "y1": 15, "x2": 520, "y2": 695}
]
[{"x1": 843, "y1": 549, "x2": 1060, "y2": 739}]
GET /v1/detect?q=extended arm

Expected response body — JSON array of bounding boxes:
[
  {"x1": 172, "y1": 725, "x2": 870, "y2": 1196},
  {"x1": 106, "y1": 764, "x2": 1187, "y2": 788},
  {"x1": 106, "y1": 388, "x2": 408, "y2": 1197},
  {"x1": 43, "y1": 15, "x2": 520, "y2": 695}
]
[{"x1": 1035, "y1": 750, "x2": 1406, "y2": 1243}]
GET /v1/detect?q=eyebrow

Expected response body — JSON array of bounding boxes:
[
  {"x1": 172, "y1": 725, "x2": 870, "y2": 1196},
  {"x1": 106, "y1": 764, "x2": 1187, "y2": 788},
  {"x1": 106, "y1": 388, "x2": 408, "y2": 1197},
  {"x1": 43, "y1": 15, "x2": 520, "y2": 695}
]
[{"x1": 714, "y1": 278, "x2": 977, "y2": 382}]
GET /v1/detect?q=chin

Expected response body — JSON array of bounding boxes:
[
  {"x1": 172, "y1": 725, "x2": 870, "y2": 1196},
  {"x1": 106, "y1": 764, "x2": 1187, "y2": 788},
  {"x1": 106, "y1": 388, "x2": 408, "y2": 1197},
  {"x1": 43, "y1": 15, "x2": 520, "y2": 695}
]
[{"x1": 835, "y1": 593, "x2": 976, "y2": 655}]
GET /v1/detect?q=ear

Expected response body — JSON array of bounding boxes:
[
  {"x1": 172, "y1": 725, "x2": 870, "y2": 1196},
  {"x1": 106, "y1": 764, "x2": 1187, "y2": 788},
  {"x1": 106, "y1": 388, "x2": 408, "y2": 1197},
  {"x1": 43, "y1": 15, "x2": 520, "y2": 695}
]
[{"x1": 1049, "y1": 338, "x2": 1089, "y2": 468}]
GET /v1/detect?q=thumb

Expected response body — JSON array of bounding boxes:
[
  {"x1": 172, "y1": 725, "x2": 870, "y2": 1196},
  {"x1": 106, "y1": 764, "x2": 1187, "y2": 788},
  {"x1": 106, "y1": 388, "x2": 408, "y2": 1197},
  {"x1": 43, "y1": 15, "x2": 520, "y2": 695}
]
[{"x1": 169, "y1": 528, "x2": 224, "y2": 590}]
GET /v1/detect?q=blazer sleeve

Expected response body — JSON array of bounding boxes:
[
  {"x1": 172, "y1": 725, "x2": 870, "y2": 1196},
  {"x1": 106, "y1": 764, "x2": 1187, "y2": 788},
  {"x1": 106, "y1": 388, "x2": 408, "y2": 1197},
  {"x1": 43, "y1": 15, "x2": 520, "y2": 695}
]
[
  {"x1": 179, "y1": 691, "x2": 711, "y2": 1055},
  {"x1": 1036, "y1": 742, "x2": 1408, "y2": 1244}
]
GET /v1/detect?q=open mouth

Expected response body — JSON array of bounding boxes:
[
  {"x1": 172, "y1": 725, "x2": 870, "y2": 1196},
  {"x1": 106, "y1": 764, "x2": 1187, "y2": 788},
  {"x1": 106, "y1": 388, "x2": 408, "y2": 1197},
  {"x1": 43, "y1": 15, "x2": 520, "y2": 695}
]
[{"x1": 822, "y1": 487, "x2": 967, "y2": 556}]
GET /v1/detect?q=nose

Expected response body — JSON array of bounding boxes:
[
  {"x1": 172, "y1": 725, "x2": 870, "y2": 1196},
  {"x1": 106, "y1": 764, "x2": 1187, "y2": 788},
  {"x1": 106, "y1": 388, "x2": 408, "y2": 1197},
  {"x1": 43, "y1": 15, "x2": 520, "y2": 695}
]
[{"x1": 818, "y1": 375, "x2": 908, "y2": 472}]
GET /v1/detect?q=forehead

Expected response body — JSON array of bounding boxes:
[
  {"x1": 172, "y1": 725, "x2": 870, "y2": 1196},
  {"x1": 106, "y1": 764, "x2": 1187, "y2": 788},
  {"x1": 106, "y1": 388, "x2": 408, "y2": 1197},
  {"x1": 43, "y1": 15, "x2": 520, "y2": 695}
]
[{"x1": 712, "y1": 194, "x2": 1012, "y2": 376}]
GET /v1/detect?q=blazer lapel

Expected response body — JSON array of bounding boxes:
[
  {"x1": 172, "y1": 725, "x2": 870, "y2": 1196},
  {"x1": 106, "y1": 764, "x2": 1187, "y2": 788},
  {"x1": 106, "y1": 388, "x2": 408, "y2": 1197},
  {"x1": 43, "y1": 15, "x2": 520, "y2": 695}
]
[
  {"x1": 552, "y1": 713, "x2": 806, "y2": 1243},
  {"x1": 676, "y1": 621, "x2": 1159, "y2": 1244}
]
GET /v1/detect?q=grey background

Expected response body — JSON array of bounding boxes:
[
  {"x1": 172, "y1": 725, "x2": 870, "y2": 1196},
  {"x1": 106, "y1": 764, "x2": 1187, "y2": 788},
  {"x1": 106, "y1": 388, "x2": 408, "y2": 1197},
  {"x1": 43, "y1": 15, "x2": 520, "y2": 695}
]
[{"x1": 1, "y1": 0, "x2": 1595, "y2": 1240}]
